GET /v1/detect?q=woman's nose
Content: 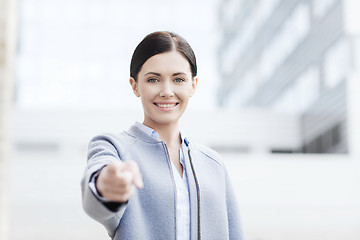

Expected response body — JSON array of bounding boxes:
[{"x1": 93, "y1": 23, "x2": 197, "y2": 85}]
[{"x1": 160, "y1": 81, "x2": 174, "y2": 97}]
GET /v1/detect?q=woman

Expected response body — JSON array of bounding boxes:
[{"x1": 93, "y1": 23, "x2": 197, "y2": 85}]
[{"x1": 81, "y1": 31, "x2": 244, "y2": 240}]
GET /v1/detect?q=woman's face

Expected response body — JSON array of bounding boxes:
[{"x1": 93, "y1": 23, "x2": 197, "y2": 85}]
[{"x1": 130, "y1": 51, "x2": 197, "y2": 128}]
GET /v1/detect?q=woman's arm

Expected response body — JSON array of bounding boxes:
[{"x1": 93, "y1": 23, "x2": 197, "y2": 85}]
[
  {"x1": 81, "y1": 134, "x2": 142, "y2": 237},
  {"x1": 225, "y1": 168, "x2": 245, "y2": 240}
]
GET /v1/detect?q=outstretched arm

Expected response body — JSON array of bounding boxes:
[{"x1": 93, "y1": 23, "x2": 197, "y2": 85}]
[{"x1": 81, "y1": 134, "x2": 143, "y2": 237}]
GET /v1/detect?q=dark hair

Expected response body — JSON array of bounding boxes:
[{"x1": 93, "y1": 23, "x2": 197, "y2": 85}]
[{"x1": 130, "y1": 31, "x2": 197, "y2": 81}]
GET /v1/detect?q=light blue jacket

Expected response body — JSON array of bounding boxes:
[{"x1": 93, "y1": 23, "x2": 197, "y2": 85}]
[{"x1": 81, "y1": 124, "x2": 244, "y2": 240}]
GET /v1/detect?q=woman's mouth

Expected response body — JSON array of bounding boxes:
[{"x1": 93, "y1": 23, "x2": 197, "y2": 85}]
[{"x1": 154, "y1": 102, "x2": 179, "y2": 111}]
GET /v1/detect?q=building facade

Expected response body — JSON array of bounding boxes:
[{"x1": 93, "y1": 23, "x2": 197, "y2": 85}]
[
  {"x1": 0, "y1": 0, "x2": 16, "y2": 238},
  {"x1": 218, "y1": 0, "x2": 358, "y2": 153}
]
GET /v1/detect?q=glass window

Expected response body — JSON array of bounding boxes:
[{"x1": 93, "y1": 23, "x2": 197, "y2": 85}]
[
  {"x1": 222, "y1": 0, "x2": 244, "y2": 26},
  {"x1": 324, "y1": 38, "x2": 350, "y2": 89},
  {"x1": 272, "y1": 86, "x2": 297, "y2": 114},
  {"x1": 226, "y1": 68, "x2": 257, "y2": 107},
  {"x1": 221, "y1": 12, "x2": 256, "y2": 76},
  {"x1": 256, "y1": 0, "x2": 281, "y2": 28},
  {"x1": 259, "y1": 3, "x2": 310, "y2": 83},
  {"x1": 272, "y1": 67, "x2": 320, "y2": 114},
  {"x1": 238, "y1": 69, "x2": 257, "y2": 105},
  {"x1": 295, "y1": 67, "x2": 320, "y2": 112},
  {"x1": 313, "y1": 0, "x2": 337, "y2": 19}
]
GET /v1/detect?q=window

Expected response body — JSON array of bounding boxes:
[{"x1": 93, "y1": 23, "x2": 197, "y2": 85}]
[
  {"x1": 313, "y1": 0, "x2": 337, "y2": 19},
  {"x1": 259, "y1": 3, "x2": 310, "y2": 83},
  {"x1": 271, "y1": 67, "x2": 320, "y2": 114},
  {"x1": 221, "y1": 12, "x2": 256, "y2": 76},
  {"x1": 295, "y1": 67, "x2": 320, "y2": 113},
  {"x1": 256, "y1": 0, "x2": 281, "y2": 28},
  {"x1": 225, "y1": 68, "x2": 257, "y2": 107},
  {"x1": 222, "y1": 0, "x2": 245, "y2": 26},
  {"x1": 323, "y1": 38, "x2": 350, "y2": 89},
  {"x1": 303, "y1": 123, "x2": 343, "y2": 153}
]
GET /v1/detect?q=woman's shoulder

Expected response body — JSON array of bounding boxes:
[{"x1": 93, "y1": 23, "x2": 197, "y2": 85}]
[
  {"x1": 89, "y1": 131, "x2": 138, "y2": 149},
  {"x1": 189, "y1": 142, "x2": 223, "y2": 166}
]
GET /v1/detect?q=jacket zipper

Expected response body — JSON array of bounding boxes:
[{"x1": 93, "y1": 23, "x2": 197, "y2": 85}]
[
  {"x1": 188, "y1": 148, "x2": 201, "y2": 240},
  {"x1": 163, "y1": 142, "x2": 201, "y2": 240},
  {"x1": 162, "y1": 142, "x2": 178, "y2": 240}
]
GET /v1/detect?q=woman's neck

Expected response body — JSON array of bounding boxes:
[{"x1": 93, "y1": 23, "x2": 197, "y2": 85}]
[{"x1": 143, "y1": 121, "x2": 181, "y2": 147}]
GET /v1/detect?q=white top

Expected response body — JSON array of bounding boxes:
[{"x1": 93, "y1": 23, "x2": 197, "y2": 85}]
[{"x1": 171, "y1": 149, "x2": 191, "y2": 240}]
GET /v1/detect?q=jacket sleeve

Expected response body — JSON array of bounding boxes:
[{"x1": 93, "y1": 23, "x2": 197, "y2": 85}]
[
  {"x1": 81, "y1": 134, "x2": 127, "y2": 238},
  {"x1": 225, "y1": 168, "x2": 245, "y2": 240}
]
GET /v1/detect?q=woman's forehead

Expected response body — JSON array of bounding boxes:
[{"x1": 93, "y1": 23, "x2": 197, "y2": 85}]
[{"x1": 140, "y1": 51, "x2": 192, "y2": 74}]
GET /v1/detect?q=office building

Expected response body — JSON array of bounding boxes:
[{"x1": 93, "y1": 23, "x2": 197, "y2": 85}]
[{"x1": 218, "y1": 0, "x2": 359, "y2": 153}]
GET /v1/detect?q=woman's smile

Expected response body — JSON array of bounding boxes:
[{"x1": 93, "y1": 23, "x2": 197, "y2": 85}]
[{"x1": 154, "y1": 101, "x2": 179, "y2": 111}]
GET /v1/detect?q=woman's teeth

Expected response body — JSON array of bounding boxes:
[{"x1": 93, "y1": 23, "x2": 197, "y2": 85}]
[{"x1": 156, "y1": 103, "x2": 176, "y2": 108}]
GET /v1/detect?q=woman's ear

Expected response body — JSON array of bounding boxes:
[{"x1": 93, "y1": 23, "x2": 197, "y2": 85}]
[
  {"x1": 130, "y1": 77, "x2": 140, "y2": 97},
  {"x1": 190, "y1": 77, "x2": 198, "y2": 97}
]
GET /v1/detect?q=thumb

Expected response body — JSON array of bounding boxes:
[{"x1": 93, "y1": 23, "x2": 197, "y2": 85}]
[{"x1": 122, "y1": 160, "x2": 144, "y2": 189}]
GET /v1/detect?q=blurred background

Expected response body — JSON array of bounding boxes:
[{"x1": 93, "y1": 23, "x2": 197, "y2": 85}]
[{"x1": 1, "y1": 0, "x2": 360, "y2": 239}]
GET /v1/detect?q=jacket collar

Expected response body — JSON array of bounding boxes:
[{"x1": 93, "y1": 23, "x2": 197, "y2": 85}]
[
  {"x1": 126, "y1": 124, "x2": 161, "y2": 144},
  {"x1": 126, "y1": 123, "x2": 190, "y2": 147}
]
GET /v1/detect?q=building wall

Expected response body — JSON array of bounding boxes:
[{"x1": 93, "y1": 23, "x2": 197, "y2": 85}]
[
  {"x1": 12, "y1": 108, "x2": 302, "y2": 156},
  {"x1": 0, "y1": 0, "x2": 16, "y2": 239},
  {"x1": 15, "y1": 0, "x2": 219, "y2": 110},
  {"x1": 218, "y1": 0, "x2": 350, "y2": 153}
]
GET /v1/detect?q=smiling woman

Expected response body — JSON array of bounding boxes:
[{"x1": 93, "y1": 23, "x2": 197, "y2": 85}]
[
  {"x1": 81, "y1": 31, "x2": 244, "y2": 240},
  {"x1": 130, "y1": 51, "x2": 197, "y2": 128}
]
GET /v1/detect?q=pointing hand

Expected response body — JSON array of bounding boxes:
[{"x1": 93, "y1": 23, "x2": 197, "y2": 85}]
[{"x1": 96, "y1": 161, "x2": 143, "y2": 203}]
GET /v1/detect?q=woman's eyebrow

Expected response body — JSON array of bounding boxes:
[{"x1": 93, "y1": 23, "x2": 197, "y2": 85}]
[
  {"x1": 144, "y1": 72, "x2": 186, "y2": 76},
  {"x1": 144, "y1": 72, "x2": 161, "y2": 76},
  {"x1": 172, "y1": 72, "x2": 186, "y2": 76}
]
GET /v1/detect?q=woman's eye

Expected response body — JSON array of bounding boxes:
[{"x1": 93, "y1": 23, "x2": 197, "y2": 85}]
[
  {"x1": 147, "y1": 78, "x2": 158, "y2": 83},
  {"x1": 175, "y1": 78, "x2": 185, "y2": 83}
]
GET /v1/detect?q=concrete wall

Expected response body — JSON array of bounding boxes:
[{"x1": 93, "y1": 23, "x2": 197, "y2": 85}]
[
  {"x1": 11, "y1": 108, "x2": 302, "y2": 156},
  {"x1": 225, "y1": 153, "x2": 360, "y2": 240}
]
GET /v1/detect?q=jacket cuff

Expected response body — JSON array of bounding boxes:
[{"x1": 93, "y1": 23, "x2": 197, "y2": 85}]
[{"x1": 89, "y1": 169, "x2": 126, "y2": 212}]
